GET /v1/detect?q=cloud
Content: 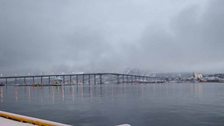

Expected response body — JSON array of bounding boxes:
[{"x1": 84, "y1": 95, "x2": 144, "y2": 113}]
[
  {"x1": 0, "y1": 0, "x2": 224, "y2": 74},
  {"x1": 130, "y1": 0, "x2": 224, "y2": 73}
]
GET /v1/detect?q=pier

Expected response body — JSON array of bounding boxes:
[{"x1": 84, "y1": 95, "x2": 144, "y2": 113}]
[{"x1": 0, "y1": 73, "x2": 164, "y2": 86}]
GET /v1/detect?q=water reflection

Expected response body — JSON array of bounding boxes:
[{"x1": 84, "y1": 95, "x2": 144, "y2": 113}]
[
  {"x1": 0, "y1": 84, "x2": 207, "y2": 105},
  {"x1": 0, "y1": 84, "x2": 148, "y2": 104},
  {"x1": 193, "y1": 83, "x2": 204, "y2": 97}
]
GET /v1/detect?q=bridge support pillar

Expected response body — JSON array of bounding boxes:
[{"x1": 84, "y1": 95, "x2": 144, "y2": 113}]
[
  {"x1": 32, "y1": 77, "x2": 35, "y2": 85},
  {"x1": 40, "y1": 77, "x2": 43, "y2": 85},
  {"x1": 48, "y1": 76, "x2": 50, "y2": 85},
  {"x1": 82, "y1": 74, "x2": 85, "y2": 84},
  {"x1": 76, "y1": 75, "x2": 78, "y2": 85},
  {"x1": 117, "y1": 75, "x2": 120, "y2": 84},
  {"x1": 69, "y1": 75, "x2": 72, "y2": 85},
  {"x1": 63, "y1": 76, "x2": 65, "y2": 84},
  {"x1": 24, "y1": 77, "x2": 26, "y2": 85},
  {"x1": 94, "y1": 75, "x2": 96, "y2": 85},
  {"x1": 99, "y1": 74, "x2": 102, "y2": 84},
  {"x1": 88, "y1": 74, "x2": 90, "y2": 84}
]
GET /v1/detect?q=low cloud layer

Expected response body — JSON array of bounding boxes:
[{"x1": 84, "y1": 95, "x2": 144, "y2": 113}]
[{"x1": 0, "y1": 0, "x2": 224, "y2": 75}]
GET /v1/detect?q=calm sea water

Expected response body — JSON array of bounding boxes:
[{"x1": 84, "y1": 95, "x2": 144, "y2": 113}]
[{"x1": 0, "y1": 83, "x2": 224, "y2": 126}]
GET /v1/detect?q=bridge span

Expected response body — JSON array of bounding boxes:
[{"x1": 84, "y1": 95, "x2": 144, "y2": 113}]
[{"x1": 0, "y1": 73, "x2": 165, "y2": 86}]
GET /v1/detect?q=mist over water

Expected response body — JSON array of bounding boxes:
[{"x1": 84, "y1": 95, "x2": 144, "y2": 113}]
[{"x1": 1, "y1": 83, "x2": 224, "y2": 126}]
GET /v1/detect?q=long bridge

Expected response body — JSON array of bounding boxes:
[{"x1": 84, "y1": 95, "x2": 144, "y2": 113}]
[{"x1": 0, "y1": 73, "x2": 165, "y2": 86}]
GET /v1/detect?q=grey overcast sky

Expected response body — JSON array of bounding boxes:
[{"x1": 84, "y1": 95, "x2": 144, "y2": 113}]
[{"x1": 0, "y1": 0, "x2": 224, "y2": 75}]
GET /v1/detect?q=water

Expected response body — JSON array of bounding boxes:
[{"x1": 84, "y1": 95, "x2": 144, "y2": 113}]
[{"x1": 1, "y1": 83, "x2": 224, "y2": 126}]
